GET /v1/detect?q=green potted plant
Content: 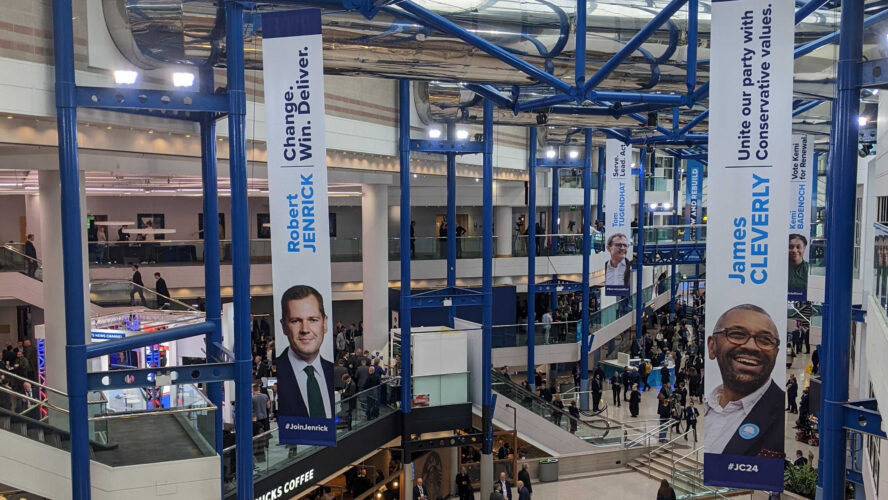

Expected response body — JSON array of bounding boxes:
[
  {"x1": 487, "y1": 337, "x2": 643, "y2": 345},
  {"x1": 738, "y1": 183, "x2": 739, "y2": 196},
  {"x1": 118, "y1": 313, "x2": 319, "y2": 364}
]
[{"x1": 784, "y1": 464, "x2": 818, "y2": 499}]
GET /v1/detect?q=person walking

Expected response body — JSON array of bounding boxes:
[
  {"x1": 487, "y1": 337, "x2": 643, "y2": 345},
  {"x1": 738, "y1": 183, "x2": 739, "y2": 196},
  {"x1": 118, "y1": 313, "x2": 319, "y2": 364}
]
[
  {"x1": 516, "y1": 480, "x2": 531, "y2": 500},
  {"x1": 656, "y1": 479, "x2": 677, "y2": 500},
  {"x1": 684, "y1": 401, "x2": 699, "y2": 442},
  {"x1": 568, "y1": 400, "x2": 580, "y2": 434},
  {"x1": 629, "y1": 384, "x2": 641, "y2": 418},
  {"x1": 130, "y1": 264, "x2": 147, "y2": 306},
  {"x1": 786, "y1": 374, "x2": 799, "y2": 413},
  {"x1": 154, "y1": 272, "x2": 170, "y2": 309},
  {"x1": 517, "y1": 463, "x2": 532, "y2": 498},
  {"x1": 541, "y1": 309, "x2": 553, "y2": 344},
  {"x1": 552, "y1": 395, "x2": 564, "y2": 427},
  {"x1": 23, "y1": 234, "x2": 37, "y2": 277},
  {"x1": 489, "y1": 483, "x2": 506, "y2": 500},
  {"x1": 251, "y1": 384, "x2": 270, "y2": 434},
  {"x1": 610, "y1": 372, "x2": 622, "y2": 407}
]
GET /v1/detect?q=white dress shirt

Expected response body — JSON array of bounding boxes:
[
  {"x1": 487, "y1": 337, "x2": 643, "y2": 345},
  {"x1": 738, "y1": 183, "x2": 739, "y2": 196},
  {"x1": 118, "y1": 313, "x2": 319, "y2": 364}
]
[
  {"x1": 287, "y1": 348, "x2": 333, "y2": 418},
  {"x1": 605, "y1": 258, "x2": 627, "y2": 286},
  {"x1": 703, "y1": 381, "x2": 771, "y2": 454}
]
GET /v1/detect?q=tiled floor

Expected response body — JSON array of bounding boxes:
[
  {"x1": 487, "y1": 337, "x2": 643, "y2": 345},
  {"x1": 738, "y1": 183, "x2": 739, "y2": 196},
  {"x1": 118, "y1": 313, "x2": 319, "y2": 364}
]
[{"x1": 472, "y1": 471, "x2": 754, "y2": 499}]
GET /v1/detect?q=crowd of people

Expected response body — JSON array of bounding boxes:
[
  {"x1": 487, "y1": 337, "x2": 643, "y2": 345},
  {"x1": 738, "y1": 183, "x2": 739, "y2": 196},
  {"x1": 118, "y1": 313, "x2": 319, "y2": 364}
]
[{"x1": 0, "y1": 340, "x2": 39, "y2": 414}]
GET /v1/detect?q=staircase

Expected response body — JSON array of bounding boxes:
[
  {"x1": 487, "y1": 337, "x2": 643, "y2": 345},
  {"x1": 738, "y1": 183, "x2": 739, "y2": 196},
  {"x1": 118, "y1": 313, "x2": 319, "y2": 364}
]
[{"x1": 630, "y1": 446, "x2": 751, "y2": 499}]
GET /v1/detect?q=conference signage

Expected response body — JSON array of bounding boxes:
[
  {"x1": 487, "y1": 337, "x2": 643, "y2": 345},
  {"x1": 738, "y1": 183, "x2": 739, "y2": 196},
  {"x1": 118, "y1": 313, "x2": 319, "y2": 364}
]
[
  {"x1": 704, "y1": 0, "x2": 792, "y2": 491},
  {"x1": 788, "y1": 134, "x2": 813, "y2": 300},
  {"x1": 262, "y1": 8, "x2": 336, "y2": 447},
  {"x1": 684, "y1": 160, "x2": 704, "y2": 241},
  {"x1": 603, "y1": 138, "x2": 633, "y2": 296}
]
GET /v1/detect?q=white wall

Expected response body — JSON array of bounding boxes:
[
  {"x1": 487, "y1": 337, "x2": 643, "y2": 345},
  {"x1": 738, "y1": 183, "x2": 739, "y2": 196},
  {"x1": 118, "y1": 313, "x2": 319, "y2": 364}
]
[{"x1": 0, "y1": 194, "x2": 25, "y2": 243}]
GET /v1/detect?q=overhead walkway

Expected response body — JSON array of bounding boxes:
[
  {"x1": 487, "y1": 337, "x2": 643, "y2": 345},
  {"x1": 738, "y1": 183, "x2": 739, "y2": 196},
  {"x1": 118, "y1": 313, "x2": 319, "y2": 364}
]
[
  {"x1": 0, "y1": 368, "x2": 220, "y2": 498},
  {"x1": 223, "y1": 378, "x2": 403, "y2": 499}
]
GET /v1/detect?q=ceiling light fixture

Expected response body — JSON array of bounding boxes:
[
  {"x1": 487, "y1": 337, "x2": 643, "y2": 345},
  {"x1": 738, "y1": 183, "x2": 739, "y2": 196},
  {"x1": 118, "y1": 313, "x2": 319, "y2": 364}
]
[{"x1": 113, "y1": 70, "x2": 138, "y2": 85}]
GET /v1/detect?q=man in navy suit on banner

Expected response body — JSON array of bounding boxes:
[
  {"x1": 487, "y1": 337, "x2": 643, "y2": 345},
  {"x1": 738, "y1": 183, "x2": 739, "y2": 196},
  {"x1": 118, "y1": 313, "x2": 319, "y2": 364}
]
[{"x1": 276, "y1": 284, "x2": 335, "y2": 420}]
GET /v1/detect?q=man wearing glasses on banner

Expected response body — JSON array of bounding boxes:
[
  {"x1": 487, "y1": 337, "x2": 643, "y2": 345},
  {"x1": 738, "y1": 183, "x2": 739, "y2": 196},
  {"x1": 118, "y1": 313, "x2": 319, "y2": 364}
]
[
  {"x1": 704, "y1": 304, "x2": 784, "y2": 457},
  {"x1": 604, "y1": 233, "x2": 632, "y2": 288}
]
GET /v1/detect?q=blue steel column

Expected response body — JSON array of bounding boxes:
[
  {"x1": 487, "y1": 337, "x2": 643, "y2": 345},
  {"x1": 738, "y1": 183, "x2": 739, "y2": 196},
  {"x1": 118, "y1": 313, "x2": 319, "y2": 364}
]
[
  {"x1": 50, "y1": 0, "x2": 90, "y2": 496},
  {"x1": 550, "y1": 165, "x2": 560, "y2": 311},
  {"x1": 670, "y1": 155, "x2": 680, "y2": 319},
  {"x1": 579, "y1": 130, "x2": 593, "y2": 411},
  {"x1": 597, "y1": 147, "x2": 606, "y2": 222},
  {"x1": 481, "y1": 99, "x2": 494, "y2": 454},
  {"x1": 819, "y1": 0, "x2": 863, "y2": 496},
  {"x1": 527, "y1": 128, "x2": 538, "y2": 390},
  {"x1": 199, "y1": 99, "x2": 223, "y2": 458},
  {"x1": 225, "y1": 2, "x2": 252, "y2": 498},
  {"x1": 635, "y1": 149, "x2": 646, "y2": 340},
  {"x1": 399, "y1": 80, "x2": 413, "y2": 418},
  {"x1": 446, "y1": 123, "x2": 457, "y2": 326}
]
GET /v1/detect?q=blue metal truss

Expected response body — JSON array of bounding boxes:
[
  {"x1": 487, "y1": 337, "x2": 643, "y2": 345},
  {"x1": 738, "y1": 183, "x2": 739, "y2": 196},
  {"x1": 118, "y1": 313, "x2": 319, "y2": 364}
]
[
  {"x1": 843, "y1": 399, "x2": 886, "y2": 438},
  {"x1": 641, "y1": 242, "x2": 706, "y2": 265},
  {"x1": 535, "y1": 278, "x2": 585, "y2": 293},
  {"x1": 409, "y1": 139, "x2": 485, "y2": 154},
  {"x1": 87, "y1": 362, "x2": 236, "y2": 391},
  {"x1": 407, "y1": 286, "x2": 486, "y2": 308}
]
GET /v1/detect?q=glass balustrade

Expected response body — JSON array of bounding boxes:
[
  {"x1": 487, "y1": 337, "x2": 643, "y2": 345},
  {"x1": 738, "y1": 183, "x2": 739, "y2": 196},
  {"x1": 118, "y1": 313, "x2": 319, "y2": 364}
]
[
  {"x1": 634, "y1": 176, "x2": 669, "y2": 192},
  {"x1": 89, "y1": 279, "x2": 199, "y2": 311},
  {"x1": 641, "y1": 224, "x2": 707, "y2": 245},
  {"x1": 223, "y1": 377, "x2": 401, "y2": 493},
  {"x1": 872, "y1": 223, "x2": 888, "y2": 322},
  {"x1": 0, "y1": 367, "x2": 215, "y2": 466},
  {"x1": 0, "y1": 245, "x2": 42, "y2": 280}
]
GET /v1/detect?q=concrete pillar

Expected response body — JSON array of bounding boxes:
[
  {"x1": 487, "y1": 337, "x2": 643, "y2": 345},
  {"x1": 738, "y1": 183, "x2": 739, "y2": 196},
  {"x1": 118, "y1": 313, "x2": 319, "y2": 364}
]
[
  {"x1": 494, "y1": 206, "x2": 512, "y2": 257},
  {"x1": 480, "y1": 453, "x2": 494, "y2": 498},
  {"x1": 38, "y1": 170, "x2": 90, "y2": 396},
  {"x1": 362, "y1": 183, "x2": 390, "y2": 355}
]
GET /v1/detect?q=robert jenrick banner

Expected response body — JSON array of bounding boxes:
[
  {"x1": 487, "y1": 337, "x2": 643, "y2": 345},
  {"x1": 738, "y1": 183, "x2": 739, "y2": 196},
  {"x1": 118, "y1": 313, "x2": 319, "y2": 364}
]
[
  {"x1": 604, "y1": 138, "x2": 633, "y2": 296},
  {"x1": 704, "y1": 0, "x2": 792, "y2": 491},
  {"x1": 788, "y1": 134, "x2": 813, "y2": 300},
  {"x1": 262, "y1": 9, "x2": 337, "y2": 447}
]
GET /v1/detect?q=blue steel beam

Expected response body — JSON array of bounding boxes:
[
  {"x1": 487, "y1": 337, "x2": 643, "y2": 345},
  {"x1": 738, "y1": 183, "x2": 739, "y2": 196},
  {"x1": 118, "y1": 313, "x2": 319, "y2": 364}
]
[
  {"x1": 795, "y1": 8, "x2": 888, "y2": 59},
  {"x1": 677, "y1": 110, "x2": 708, "y2": 136},
  {"x1": 85, "y1": 322, "x2": 216, "y2": 358},
  {"x1": 527, "y1": 127, "x2": 538, "y2": 391},
  {"x1": 635, "y1": 149, "x2": 646, "y2": 340},
  {"x1": 75, "y1": 87, "x2": 229, "y2": 114},
  {"x1": 551, "y1": 164, "x2": 560, "y2": 309},
  {"x1": 397, "y1": 1, "x2": 572, "y2": 94},
  {"x1": 398, "y1": 79, "x2": 413, "y2": 417},
  {"x1": 579, "y1": 128, "x2": 592, "y2": 411},
  {"x1": 87, "y1": 363, "x2": 235, "y2": 391},
  {"x1": 597, "y1": 147, "x2": 605, "y2": 222},
  {"x1": 793, "y1": 100, "x2": 823, "y2": 116},
  {"x1": 51, "y1": 0, "x2": 91, "y2": 495},
  {"x1": 446, "y1": 122, "x2": 458, "y2": 326},
  {"x1": 224, "y1": 2, "x2": 252, "y2": 498},
  {"x1": 535, "y1": 159, "x2": 584, "y2": 168},
  {"x1": 481, "y1": 98, "x2": 494, "y2": 454},
  {"x1": 843, "y1": 400, "x2": 887, "y2": 438},
  {"x1": 575, "y1": 0, "x2": 586, "y2": 92},
  {"x1": 583, "y1": 0, "x2": 689, "y2": 96},
  {"x1": 670, "y1": 154, "x2": 680, "y2": 318},
  {"x1": 410, "y1": 139, "x2": 484, "y2": 154},
  {"x1": 199, "y1": 64, "x2": 224, "y2": 463},
  {"x1": 819, "y1": 0, "x2": 863, "y2": 496},
  {"x1": 463, "y1": 83, "x2": 515, "y2": 109},
  {"x1": 795, "y1": 0, "x2": 832, "y2": 23},
  {"x1": 687, "y1": 0, "x2": 698, "y2": 95}
]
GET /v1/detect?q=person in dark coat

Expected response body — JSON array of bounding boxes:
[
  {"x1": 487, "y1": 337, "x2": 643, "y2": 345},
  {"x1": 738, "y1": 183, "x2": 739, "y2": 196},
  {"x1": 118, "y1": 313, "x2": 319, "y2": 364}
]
[
  {"x1": 591, "y1": 373, "x2": 603, "y2": 412},
  {"x1": 656, "y1": 479, "x2": 677, "y2": 500},
  {"x1": 154, "y1": 272, "x2": 170, "y2": 308},
  {"x1": 786, "y1": 374, "x2": 799, "y2": 413},
  {"x1": 516, "y1": 481, "x2": 531, "y2": 500},
  {"x1": 611, "y1": 372, "x2": 622, "y2": 407},
  {"x1": 130, "y1": 264, "x2": 147, "y2": 306},
  {"x1": 455, "y1": 467, "x2": 473, "y2": 500},
  {"x1": 568, "y1": 400, "x2": 580, "y2": 433},
  {"x1": 517, "y1": 463, "x2": 532, "y2": 497},
  {"x1": 629, "y1": 384, "x2": 641, "y2": 417},
  {"x1": 23, "y1": 234, "x2": 37, "y2": 277},
  {"x1": 552, "y1": 395, "x2": 565, "y2": 427}
]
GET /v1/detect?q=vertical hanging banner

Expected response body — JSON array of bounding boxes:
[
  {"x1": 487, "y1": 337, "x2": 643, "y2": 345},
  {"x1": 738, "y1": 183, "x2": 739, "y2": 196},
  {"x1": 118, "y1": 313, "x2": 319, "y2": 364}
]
[
  {"x1": 684, "y1": 160, "x2": 704, "y2": 241},
  {"x1": 604, "y1": 139, "x2": 633, "y2": 296},
  {"x1": 704, "y1": 0, "x2": 793, "y2": 491},
  {"x1": 788, "y1": 134, "x2": 813, "y2": 300},
  {"x1": 262, "y1": 9, "x2": 336, "y2": 447}
]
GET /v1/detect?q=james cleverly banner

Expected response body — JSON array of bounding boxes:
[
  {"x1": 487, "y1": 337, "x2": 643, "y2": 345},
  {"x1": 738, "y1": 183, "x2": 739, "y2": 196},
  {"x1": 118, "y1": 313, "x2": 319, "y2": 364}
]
[
  {"x1": 788, "y1": 134, "x2": 813, "y2": 301},
  {"x1": 604, "y1": 139, "x2": 633, "y2": 296},
  {"x1": 685, "y1": 160, "x2": 704, "y2": 241},
  {"x1": 262, "y1": 9, "x2": 336, "y2": 447},
  {"x1": 703, "y1": 0, "x2": 793, "y2": 492}
]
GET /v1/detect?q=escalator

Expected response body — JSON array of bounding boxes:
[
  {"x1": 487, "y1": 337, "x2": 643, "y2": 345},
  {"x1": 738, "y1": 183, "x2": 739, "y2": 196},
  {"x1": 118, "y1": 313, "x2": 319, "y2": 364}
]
[
  {"x1": 489, "y1": 370, "x2": 619, "y2": 454},
  {"x1": 0, "y1": 245, "x2": 192, "y2": 312},
  {"x1": 225, "y1": 377, "x2": 403, "y2": 500},
  {"x1": 0, "y1": 368, "x2": 220, "y2": 498}
]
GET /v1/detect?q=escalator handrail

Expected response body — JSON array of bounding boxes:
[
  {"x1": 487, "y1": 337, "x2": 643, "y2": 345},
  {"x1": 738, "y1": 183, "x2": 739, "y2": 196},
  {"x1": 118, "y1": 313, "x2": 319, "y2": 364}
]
[
  {"x1": 89, "y1": 278, "x2": 199, "y2": 312},
  {"x1": 0, "y1": 405, "x2": 117, "y2": 451},
  {"x1": 0, "y1": 366, "x2": 68, "y2": 397},
  {"x1": 491, "y1": 371, "x2": 610, "y2": 439},
  {"x1": 0, "y1": 244, "x2": 41, "y2": 266}
]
